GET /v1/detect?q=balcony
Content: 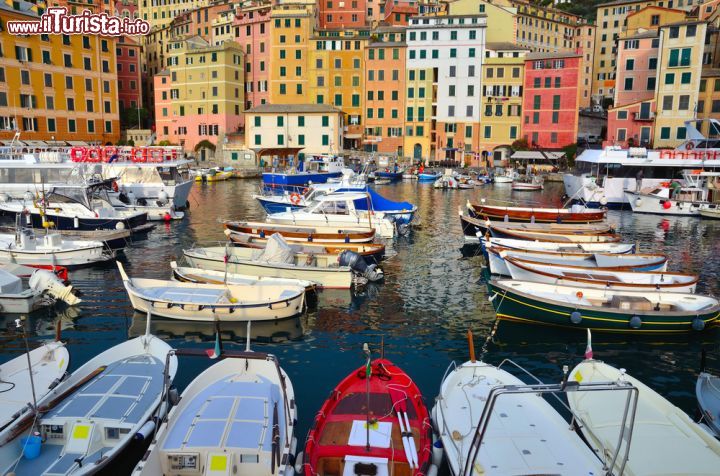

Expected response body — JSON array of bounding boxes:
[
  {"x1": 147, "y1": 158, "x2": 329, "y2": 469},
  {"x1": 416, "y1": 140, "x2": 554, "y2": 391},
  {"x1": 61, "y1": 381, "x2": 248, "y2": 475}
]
[{"x1": 633, "y1": 112, "x2": 655, "y2": 121}]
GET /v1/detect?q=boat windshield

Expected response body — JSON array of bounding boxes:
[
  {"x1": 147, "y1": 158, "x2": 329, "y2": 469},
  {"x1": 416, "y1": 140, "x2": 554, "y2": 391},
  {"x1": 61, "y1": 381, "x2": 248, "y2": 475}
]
[
  {"x1": 575, "y1": 161, "x2": 687, "y2": 180},
  {"x1": 315, "y1": 200, "x2": 349, "y2": 214},
  {"x1": 49, "y1": 188, "x2": 89, "y2": 207},
  {"x1": 0, "y1": 167, "x2": 79, "y2": 184}
]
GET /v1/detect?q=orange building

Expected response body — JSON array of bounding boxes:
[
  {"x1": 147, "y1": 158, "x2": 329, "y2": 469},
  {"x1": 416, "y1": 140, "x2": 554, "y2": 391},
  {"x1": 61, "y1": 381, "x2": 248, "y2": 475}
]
[{"x1": 363, "y1": 27, "x2": 406, "y2": 155}]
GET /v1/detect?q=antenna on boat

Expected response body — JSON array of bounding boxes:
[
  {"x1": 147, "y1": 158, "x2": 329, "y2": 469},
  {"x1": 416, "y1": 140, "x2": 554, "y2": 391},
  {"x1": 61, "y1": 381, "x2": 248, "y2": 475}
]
[
  {"x1": 363, "y1": 342, "x2": 371, "y2": 452},
  {"x1": 467, "y1": 329, "x2": 476, "y2": 363},
  {"x1": 16, "y1": 318, "x2": 38, "y2": 411}
]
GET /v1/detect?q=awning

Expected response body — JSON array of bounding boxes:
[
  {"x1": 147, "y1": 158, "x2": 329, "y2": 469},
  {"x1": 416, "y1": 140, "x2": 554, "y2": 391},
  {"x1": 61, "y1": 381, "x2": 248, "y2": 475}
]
[
  {"x1": 510, "y1": 151, "x2": 565, "y2": 160},
  {"x1": 343, "y1": 134, "x2": 362, "y2": 139}
]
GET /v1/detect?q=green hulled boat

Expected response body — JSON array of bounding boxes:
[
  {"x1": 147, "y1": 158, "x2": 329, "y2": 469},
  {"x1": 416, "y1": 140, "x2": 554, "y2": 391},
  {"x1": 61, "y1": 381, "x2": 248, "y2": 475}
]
[{"x1": 488, "y1": 279, "x2": 720, "y2": 333}]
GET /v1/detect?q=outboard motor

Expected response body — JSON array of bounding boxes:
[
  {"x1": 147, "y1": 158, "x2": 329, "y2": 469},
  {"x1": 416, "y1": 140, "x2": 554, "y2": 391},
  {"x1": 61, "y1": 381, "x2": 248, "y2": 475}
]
[
  {"x1": 338, "y1": 250, "x2": 384, "y2": 282},
  {"x1": 28, "y1": 269, "x2": 82, "y2": 306}
]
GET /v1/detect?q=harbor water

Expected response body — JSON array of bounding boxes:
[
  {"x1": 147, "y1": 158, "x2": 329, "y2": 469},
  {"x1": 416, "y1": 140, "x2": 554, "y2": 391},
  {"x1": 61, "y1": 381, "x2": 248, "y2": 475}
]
[{"x1": 1, "y1": 179, "x2": 719, "y2": 473}]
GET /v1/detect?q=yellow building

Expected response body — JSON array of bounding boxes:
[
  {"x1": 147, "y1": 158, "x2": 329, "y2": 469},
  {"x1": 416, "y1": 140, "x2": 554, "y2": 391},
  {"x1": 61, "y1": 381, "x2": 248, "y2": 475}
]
[
  {"x1": 154, "y1": 37, "x2": 244, "y2": 152},
  {"x1": 480, "y1": 43, "x2": 527, "y2": 164},
  {"x1": 696, "y1": 68, "x2": 720, "y2": 137},
  {"x1": 653, "y1": 21, "x2": 707, "y2": 147},
  {"x1": 269, "y1": 0, "x2": 314, "y2": 104},
  {"x1": 0, "y1": 0, "x2": 120, "y2": 142},
  {"x1": 402, "y1": 66, "x2": 434, "y2": 162},
  {"x1": 138, "y1": 0, "x2": 208, "y2": 30},
  {"x1": 625, "y1": 5, "x2": 686, "y2": 34},
  {"x1": 308, "y1": 29, "x2": 369, "y2": 148},
  {"x1": 447, "y1": 0, "x2": 517, "y2": 44}
]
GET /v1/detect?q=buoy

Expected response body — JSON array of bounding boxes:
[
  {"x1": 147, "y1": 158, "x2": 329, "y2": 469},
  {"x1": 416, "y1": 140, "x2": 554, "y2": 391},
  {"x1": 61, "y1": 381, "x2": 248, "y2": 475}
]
[
  {"x1": 692, "y1": 317, "x2": 705, "y2": 331},
  {"x1": 629, "y1": 315, "x2": 642, "y2": 329},
  {"x1": 158, "y1": 190, "x2": 169, "y2": 202},
  {"x1": 662, "y1": 201, "x2": 672, "y2": 209},
  {"x1": 576, "y1": 291, "x2": 584, "y2": 299},
  {"x1": 570, "y1": 311, "x2": 582, "y2": 324},
  {"x1": 116, "y1": 222, "x2": 126, "y2": 230},
  {"x1": 163, "y1": 212, "x2": 172, "y2": 222}
]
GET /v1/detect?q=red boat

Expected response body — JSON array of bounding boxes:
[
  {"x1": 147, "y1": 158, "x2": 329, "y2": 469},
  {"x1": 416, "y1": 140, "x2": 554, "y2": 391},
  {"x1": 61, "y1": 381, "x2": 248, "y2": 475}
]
[
  {"x1": 468, "y1": 202, "x2": 607, "y2": 223},
  {"x1": 3, "y1": 264, "x2": 69, "y2": 282},
  {"x1": 303, "y1": 358, "x2": 434, "y2": 476}
]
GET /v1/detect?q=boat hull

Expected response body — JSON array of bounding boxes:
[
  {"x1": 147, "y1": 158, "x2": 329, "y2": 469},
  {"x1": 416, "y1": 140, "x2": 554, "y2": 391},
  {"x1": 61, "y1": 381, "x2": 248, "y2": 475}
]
[
  {"x1": 184, "y1": 252, "x2": 353, "y2": 289},
  {"x1": 0, "y1": 245, "x2": 112, "y2": 267},
  {"x1": 16, "y1": 210, "x2": 148, "y2": 232},
  {"x1": 266, "y1": 214, "x2": 395, "y2": 238},
  {"x1": 263, "y1": 171, "x2": 342, "y2": 186},
  {"x1": 488, "y1": 280, "x2": 719, "y2": 333},
  {"x1": 624, "y1": 190, "x2": 704, "y2": 216},
  {"x1": 469, "y1": 203, "x2": 606, "y2": 223},
  {"x1": 700, "y1": 206, "x2": 720, "y2": 219},
  {"x1": 225, "y1": 222, "x2": 376, "y2": 244},
  {"x1": 256, "y1": 196, "x2": 306, "y2": 214},
  {"x1": 375, "y1": 171, "x2": 403, "y2": 181}
]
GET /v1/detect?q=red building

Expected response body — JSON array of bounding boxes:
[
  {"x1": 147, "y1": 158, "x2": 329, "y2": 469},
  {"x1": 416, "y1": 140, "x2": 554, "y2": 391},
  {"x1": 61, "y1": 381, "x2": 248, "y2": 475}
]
[
  {"x1": 383, "y1": 0, "x2": 418, "y2": 26},
  {"x1": 116, "y1": 36, "x2": 143, "y2": 112},
  {"x1": 318, "y1": 0, "x2": 367, "y2": 29},
  {"x1": 522, "y1": 52, "x2": 581, "y2": 149},
  {"x1": 233, "y1": 2, "x2": 271, "y2": 110}
]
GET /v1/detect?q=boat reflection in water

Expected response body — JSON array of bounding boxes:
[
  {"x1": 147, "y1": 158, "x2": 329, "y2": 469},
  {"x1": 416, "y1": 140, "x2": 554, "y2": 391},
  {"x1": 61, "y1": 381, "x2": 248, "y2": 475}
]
[
  {"x1": 128, "y1": 311, "x2": 305, "y2": 343},
  {"x1": 0, "y1": 306, "x2": 80, "y2": 340}
]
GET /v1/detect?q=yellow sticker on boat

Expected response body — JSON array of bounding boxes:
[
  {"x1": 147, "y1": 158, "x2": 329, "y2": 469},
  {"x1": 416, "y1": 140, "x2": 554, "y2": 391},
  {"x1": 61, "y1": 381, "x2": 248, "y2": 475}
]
[
  {"x1": 73, "y1": 425, "x2": 90, "y2": 439},
  {"x1": 574, "y1": 371, "x2": 583, "y2": 383},
  {"x1": 210, "y1": 455, "x2": 227, "y2": 471}
]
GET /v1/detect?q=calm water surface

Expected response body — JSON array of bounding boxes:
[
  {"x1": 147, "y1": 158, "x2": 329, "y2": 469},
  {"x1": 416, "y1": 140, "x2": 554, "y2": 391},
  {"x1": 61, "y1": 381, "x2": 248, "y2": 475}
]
[{"x1": 2, "y1": 179, "x2": 720, "y2": 471}]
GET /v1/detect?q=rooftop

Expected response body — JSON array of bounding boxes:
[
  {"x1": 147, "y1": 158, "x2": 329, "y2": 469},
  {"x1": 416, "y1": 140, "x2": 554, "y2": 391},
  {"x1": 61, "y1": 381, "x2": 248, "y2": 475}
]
[
  {"x1": 245, "y1": 104, "x2": 343, "y2": 114},
  {"x1": 486, "y1": 42, "x2": 530, "y2": 51},
  {"x1": 526, "y1": 51, "x2": 582, "y2": 60}
]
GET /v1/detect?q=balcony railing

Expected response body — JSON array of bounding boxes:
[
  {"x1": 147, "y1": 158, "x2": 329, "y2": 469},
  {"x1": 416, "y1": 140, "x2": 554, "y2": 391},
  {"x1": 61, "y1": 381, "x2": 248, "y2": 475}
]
[{"x1": 633, "y1": 112, "x2": 655, "y2": 121}]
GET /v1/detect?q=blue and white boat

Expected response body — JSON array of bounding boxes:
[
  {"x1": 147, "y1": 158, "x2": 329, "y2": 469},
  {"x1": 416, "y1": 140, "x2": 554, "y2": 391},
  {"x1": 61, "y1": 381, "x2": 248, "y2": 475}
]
[
  {"x1": 0, "y1": 333, "x2": 176, "y2": 476},
  {"x1": 255, "y1": 181, "x2": 417, "y2": 225},
  {"x1": 133, "y1": 347, "x2": 297, "y2": 476},
  {"x1": 262, "y1": 155, "x2": 344, "y2": 187},
  {"x1": 418, "y1": 172, "x2": 441, "y2": 181},
  {"x1": 375, "y1": 170, "x2": 404, "y2": 182}
]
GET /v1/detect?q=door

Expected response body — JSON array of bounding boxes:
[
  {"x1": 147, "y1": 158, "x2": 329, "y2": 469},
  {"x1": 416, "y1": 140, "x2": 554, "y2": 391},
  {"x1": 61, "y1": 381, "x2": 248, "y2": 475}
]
[{"x1": 413, "y1": 143, "x2": 422, "y2": 160}]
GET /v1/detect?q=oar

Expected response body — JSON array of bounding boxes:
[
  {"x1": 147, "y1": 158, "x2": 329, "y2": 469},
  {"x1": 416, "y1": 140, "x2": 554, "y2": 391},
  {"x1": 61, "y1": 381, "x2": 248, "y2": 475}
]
[{"x1": 389, "y1": 388, "x2": 417, "y2": 469}]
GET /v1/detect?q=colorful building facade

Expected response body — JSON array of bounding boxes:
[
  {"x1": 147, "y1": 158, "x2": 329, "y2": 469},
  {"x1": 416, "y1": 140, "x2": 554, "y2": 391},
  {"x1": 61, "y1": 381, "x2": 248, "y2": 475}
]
[
  {"x1": 116, "y1": 36, "x2": 143, "y2": 112},
  {"x1": 522, "y1": 52, "x2": 581, "y2": 148},
  {"x1": 318, "y1": 0, "x2": 367, "y2": 29}
]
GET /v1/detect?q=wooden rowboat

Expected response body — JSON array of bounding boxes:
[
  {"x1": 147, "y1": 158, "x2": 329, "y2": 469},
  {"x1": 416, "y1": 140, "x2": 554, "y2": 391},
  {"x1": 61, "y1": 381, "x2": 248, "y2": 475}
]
[
  {"x1": 301, "y1": 356, "x2": 435, "y2": 476},
  {"x1": 488, "y1": 225, "x2": 621, "y2": 243},
  {"x1": 486, "y1": 246, "x2": 668, "y2": 276},
  {"x1": 467, "y1": 201, "x2": 606, "y2": 223},
  {"x1": 504, "y1": 256, "x2": 699, "y2": 293},
  {"x1": 488, "y1": 279, "x2": 719, "y2": 333},
  {"x1": 569, "y1": 360, "x2": 720, "y2": 474},
  {"x1": 484, "y1": 236, "x2": 634, "y2": 254},
  {"x1": 459, "y1": 209, "x2": 614, "y2": 241},
  {"x1": 224, "y1": 221, "x2": 376, "y2": 243},
  {"x1": 225, "y1": 230, "x2": 385, "y2": 263}
]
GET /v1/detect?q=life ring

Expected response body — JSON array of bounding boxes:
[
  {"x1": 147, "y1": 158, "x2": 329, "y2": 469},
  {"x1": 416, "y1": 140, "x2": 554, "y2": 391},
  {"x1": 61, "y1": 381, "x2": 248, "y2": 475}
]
[
  {"x1": 686, "y1": 142, "x2": 695, "y2": 150},
  {"x1": 131, "y1": 147, "x2": 147, "y2": 163},
  {"x1": 147, "y1": 148, "x2": 164, "y2": 163},
  {"x1": 86, "y1": 147, "x2": 102, "y2": 162},
  {"x1": 70, "y1": 147, "x2": 87, "y2": 162},
  {"x1": 290, "y1": 193, "x2": 302, "y2": 205},
  {"x1": 103, "y1": 146, "x2": 118, "y2": 162}
]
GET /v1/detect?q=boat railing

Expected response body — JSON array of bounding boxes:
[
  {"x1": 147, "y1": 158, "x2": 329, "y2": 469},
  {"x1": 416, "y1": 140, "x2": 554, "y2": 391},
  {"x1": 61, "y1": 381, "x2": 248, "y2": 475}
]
[{"x1": 460, "y1": 372, "x2": 639, "y2": 476}]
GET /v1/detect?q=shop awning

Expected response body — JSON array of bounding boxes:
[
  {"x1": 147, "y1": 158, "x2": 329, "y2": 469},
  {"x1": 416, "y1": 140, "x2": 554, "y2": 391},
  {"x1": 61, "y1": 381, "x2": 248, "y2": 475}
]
[
  {"x1": 252, "y1": 147, "x2": 304, "y2": 157},
  {"x1": 510, "y1": 151, "x2": 565, "y2": 160}
]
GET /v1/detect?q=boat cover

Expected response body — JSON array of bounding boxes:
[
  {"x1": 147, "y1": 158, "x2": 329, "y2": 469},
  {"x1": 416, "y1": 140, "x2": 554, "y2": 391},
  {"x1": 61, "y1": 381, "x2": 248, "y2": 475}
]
[
  {"x1": 337, "y1": 187, "x2": 414, "y2": 212},
  {"x1": 255, "y1": 234, "x2": 295, "y2": 264},
  {"x1": 0, "y1": 269, "x2": 23, "y2": 294}
]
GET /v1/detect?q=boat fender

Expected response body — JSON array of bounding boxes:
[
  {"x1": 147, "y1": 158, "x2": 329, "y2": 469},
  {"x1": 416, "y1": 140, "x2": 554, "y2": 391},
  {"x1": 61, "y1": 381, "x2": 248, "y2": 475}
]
[
  {"x1": 431, "y1": 440, "x2": 444, "y2": 467},
  {"x1": 116, "y1": 222, "x2": 126, "y2": 230},
  {"x1": 570, "y1": 311, "x2": 582, "y2": 325},
  {"x1": 629, "y1": 315, "x2": 642, "y2": 329},
  {"x1": 73, "y1": 217, "x2": 79, "y2": 229},
  {"x1": 692, "y1": 317, "x2": 705, "y2": 331},
  {"x1": 635, "y1": 198, "x2": 643, "y2": 207},
  {"x1": 134, "y1": 420, "x2": 155, "y2": 441},
  {"x1": 168, "y1": 386, "x2": 180, "y2": 406},
  {"x1": 259, "y1": 230, "x2": 266, "y2": 238},
  {"x1": 294, "y1": 451, "x2": 304, "y2": 475},
  {"x1": 600, "y1": 197, "x2": 608, "y2": 206},
  {"x1": 426, "y1": 464, "x2": 439, "y2": 476}
]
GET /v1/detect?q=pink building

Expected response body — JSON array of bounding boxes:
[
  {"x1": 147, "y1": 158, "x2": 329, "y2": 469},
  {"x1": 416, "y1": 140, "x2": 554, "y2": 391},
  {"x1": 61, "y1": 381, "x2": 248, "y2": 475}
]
[
  {"x1": 114, "y1": 0, "x2": 137, "y2": 19},
  {"x1": 318, "y1": 0, "x2": 367, "y2": 29},
  {"x1": 606, "y1": 31, "x2": 659, "y2": 147},
  {"x1": 233, "y1": 2, "x2": 271, "y2": 110},
  {"x1": 116, "y1": 36, "x2": 142, "y2": 112},
  {"x1": 522, "y1": 52, "x2": 581, "y2": 149}
]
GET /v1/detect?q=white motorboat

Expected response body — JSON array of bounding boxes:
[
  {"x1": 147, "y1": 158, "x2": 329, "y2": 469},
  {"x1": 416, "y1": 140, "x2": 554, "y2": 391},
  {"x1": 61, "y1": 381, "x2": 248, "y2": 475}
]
[
  {"x1": 504, "y1": 256, "x2": 699, "y2": 293},
  {"x1": 118, "y1": 262, "x2": 306, "y2": 322},
  {"x1": 563, "y1": 119, "x2": 720, "y2": 207},
  {"x1": 0, "y1": 142, "x2": 194, "y2": 212},
  {"x1": 0, "y1": 334, "x2": 177, "y2": 475},
  {"x1": 0, "y1": 342, "x2": 68, "y2": 435},
  {"x1": 697, "y1": 369, "x2": 720, "y2": 438},
  {"x1": 0, "y1": 229, "x2": 113, "y2": 267},
  {"x1": 492, "y1": 167, "x2": 517, "y2": 183},
  {"x1": 484, "y1": 236, "x2": 633, "y2": 254},
  {"x1": 569, "y1": 359, "x2": 720, "y2": 475},
  {"x1": 170, "y1": 261, "x2": 317, "y2": 291},
  {"x1": 0, "y1": 180, "x2": 148, "y2": 231},
  {"x1": 0, "y1": 267, "x2": 80, "y2": 313},
  {"x1": 700, "y1": 205, "x2": 720, "y2": 219},
  {"x1": 183, "y1": 235, "x2": 367, "y2": 289},
  {"x1": 266, "y1": 193, "x2": 397, "y2": 238},
  {"x1": 133, "y1": 347, "x2": 297, "y2": 476},
  {"x1": 511, "y1": 175, "x2": 543, "y2": 191},
  {"x1": 486, "y1": 246, "x2": 668, "y2": 276},
  {"x1": 433, "y1": 174, "x2": 458, "y2": 189},
  {"x1": 624, "y1": 171, "x2": 720, "y2": 216},
  {"x1": 433, "y1": 358, "x2": 609, "y2": 475}
]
